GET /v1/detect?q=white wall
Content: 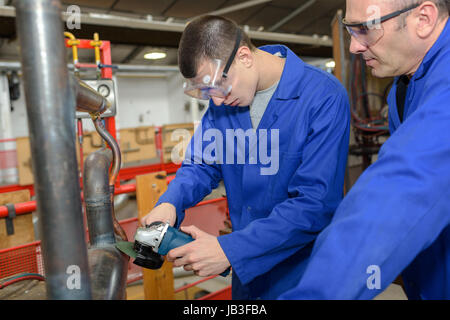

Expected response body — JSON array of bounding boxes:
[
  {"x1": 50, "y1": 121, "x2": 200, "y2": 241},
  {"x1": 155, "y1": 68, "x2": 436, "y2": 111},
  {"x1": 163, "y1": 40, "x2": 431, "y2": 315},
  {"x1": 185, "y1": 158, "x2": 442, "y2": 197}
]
[
  {"x1": 115, "y1": 75, "x2": 173, "y2": 129},
  {"x1": 167, "y1": 72, "x2": 191, "y2": 124},
  {"x1": 9, "y1": 73, "x2": 191, "y2": 137},
  {"x1": 9, "y1": 81, "x2": 29, "y2": 138}
]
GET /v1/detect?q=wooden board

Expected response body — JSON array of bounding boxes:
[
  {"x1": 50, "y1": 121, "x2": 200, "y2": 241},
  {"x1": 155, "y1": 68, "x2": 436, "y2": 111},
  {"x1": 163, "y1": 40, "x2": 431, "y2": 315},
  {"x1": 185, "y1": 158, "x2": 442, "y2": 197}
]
[
  {"x1": 136, "y1": 171, "x2": 175, "y2": 300},
  {"x1": 161, "y1": 123, "x2": 194, "y2": 164},
  {"x1": 119, "y1": 126, "x2": 157, "y2": 165},
  {"x1": 17, "y1": 133, "x2": 102, "y2": 186},
  {"x1": 162, "y1": 123, "x2": 194, "y2": 147},
  {"x1": 79, "y1": 130, "x2": 104, "y2": 159},
  {"x1": 15, "y1": 137, "x2": 34, "y2": 186},
  {"x1": 0, "y1": 190, "x2": 34, "y2": 249}
]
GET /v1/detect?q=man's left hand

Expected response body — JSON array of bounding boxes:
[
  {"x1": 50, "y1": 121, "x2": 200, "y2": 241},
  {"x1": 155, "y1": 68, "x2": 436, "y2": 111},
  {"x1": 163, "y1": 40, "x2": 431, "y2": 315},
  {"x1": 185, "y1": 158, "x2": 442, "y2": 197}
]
[{"x1": 166, "y1": 225, "x2": 230, "y2": 277}]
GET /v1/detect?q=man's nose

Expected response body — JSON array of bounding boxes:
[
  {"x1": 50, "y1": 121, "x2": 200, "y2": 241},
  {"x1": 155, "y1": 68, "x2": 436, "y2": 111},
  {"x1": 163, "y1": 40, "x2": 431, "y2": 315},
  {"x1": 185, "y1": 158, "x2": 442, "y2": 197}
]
[
  {"x1": 211, "y1": 96, "x2": 225, "y2": 106},
  {"x1": 349, "y1": 37, "x2": 368, "y2": 55}
]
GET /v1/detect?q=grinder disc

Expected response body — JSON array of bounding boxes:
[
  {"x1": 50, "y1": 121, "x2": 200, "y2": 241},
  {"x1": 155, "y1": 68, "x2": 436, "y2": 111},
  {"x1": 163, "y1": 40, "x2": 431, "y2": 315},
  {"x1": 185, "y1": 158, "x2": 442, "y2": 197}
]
[{"x1": 115, "y1": 241, "x2": 137, "y2": 259}]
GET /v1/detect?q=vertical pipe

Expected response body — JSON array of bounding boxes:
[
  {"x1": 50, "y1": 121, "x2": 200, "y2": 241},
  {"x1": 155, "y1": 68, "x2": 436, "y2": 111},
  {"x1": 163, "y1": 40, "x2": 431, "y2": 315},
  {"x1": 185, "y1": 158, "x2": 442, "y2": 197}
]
[
  {"x1": 77, "y1": 119, "x2": 84, "y2": 177},
  {"x1": 14, "y1": 0, "x2": 92, "y2": 299},
  {"x1": 83, "y1": 148, "x2": 115, "y2": 247}
]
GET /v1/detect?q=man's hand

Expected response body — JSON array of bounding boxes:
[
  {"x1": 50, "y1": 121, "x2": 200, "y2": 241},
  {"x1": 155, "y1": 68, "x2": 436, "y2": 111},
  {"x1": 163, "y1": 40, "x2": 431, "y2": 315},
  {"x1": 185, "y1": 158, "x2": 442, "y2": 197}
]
[
  {"x1": 167, "y1": 225, "x2": 230, "y2": 277},
  {"x1": 140, "y1": 202, "x2": 177, "y2": 227}
]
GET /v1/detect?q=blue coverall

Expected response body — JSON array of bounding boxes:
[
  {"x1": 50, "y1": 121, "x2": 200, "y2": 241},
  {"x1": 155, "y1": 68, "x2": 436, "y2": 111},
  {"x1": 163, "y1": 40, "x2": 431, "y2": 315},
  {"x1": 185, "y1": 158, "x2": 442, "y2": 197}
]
[
  {"x1": 279, "y1": 20, "x2": 450, "y2": 300},
  {"x1": 156, "y1": 45, "x2": 350, "y2": 299}
]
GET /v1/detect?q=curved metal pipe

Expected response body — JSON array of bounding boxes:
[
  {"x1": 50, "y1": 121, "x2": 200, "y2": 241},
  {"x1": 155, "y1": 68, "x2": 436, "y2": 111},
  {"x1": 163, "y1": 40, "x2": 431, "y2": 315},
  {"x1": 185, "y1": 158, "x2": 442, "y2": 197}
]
[
  {"x1": 93, "y1": 118, "x2": 121, "y2": 186},
  {"x1": 92, "y1": 117, "x2": 127, "y2": 242}
]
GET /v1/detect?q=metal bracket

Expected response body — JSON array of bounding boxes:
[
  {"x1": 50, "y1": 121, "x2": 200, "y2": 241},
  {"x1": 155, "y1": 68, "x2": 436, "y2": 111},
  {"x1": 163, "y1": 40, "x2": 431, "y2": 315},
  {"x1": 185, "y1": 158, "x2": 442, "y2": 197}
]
[{"x1": 5, "y1": 203, "x2": 16, "y2": 235}]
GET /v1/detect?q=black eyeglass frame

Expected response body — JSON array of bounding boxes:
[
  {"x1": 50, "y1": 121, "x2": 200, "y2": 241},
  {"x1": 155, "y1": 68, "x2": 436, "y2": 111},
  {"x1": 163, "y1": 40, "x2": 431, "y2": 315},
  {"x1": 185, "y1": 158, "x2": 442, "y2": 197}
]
[
  {"x1": 222, "y1": 28, "x2": 242, "y2": 79},
  {"x1": 342, "y1": 3, "x2": 421, "y2": 28}
]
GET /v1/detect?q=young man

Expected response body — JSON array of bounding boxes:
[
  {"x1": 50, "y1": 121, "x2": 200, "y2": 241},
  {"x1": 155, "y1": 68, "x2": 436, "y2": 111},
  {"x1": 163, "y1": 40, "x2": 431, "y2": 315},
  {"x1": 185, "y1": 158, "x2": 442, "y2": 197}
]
[
  {"x1": 141, "y1": 15, "x2": 350, "y2": 299},
  {"x1": 280, "y1": 0, "x2": 450, "y2": 300}
]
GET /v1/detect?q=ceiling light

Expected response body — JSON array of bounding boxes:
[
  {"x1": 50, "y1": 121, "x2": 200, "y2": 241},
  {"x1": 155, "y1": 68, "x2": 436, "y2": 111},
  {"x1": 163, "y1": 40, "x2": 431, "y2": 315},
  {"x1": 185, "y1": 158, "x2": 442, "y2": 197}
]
[
  {"x1": 325, "y1": 60, "x2": 336, "y2": 68},
  {"x1": 144, "y1": 52, "x2": 167, "y2": 60}
]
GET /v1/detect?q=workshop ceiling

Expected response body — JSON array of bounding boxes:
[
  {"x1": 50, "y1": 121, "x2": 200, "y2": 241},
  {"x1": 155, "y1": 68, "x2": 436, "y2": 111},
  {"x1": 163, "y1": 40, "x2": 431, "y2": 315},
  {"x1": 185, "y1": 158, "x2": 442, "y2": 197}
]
[{"x1": 0, "y1": 0, "x2": 347, "y2": 65}]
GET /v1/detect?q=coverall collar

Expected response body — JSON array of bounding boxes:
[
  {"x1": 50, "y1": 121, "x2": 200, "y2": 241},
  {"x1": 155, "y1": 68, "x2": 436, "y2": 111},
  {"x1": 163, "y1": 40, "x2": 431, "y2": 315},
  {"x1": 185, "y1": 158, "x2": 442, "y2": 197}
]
[
  {"x1": 257, "y1": 44, "x2": 305, "y2": 100},
  {"x1": 412, "y1": 18, "x2": 449, "y2": 81}
]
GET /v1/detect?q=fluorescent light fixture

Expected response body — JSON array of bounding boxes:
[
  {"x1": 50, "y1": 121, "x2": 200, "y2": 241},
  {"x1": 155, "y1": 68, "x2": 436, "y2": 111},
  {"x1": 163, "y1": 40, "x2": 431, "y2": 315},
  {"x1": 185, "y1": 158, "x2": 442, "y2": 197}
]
[
  {"x1": 144, "y1": 52, "x2": 167, "y2": 60},
  {"x1": 325, "y1": 60, "x2": 336, "y2": 68}
]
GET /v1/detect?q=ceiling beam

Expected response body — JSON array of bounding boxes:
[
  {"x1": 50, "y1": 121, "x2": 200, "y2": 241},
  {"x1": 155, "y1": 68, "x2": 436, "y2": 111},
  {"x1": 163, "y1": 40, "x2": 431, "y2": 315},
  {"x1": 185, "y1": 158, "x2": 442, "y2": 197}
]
[
  {"x1": 268, "y1": 0, "x2": 316, "y2": 32},
  {"x1": 201, "y1": 0, "x2": 272, "y2": 17},
  {"x1": 0, "y1": 5, "x2": 331, "y2": 47},
  {"x1": 106, "y1": 0, "x2": 120, "y2": 14},
  {"x1": 121, "y1": 45, "x2": 146, "y2": 64},
  {"x1": 294, "y1": 2, "x2": 343, "y2": 34}
]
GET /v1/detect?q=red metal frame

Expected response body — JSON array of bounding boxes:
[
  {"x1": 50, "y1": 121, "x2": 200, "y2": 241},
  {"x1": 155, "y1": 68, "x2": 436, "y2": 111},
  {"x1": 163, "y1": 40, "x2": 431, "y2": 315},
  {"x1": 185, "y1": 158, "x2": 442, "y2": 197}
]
[
  {"x1": 198, "y1": 285, "x2": 232, "y2": 300},
  {"x1": 0, "y1": 176, "x2": 180, "y2": 218},
  {"x1": 0, "y1": 34, "x2": 230, "y2": 300},
  {"x1": 0, "y1": 198, "x2": 231, "y2": 299},
  {"x1": 0, "y1": 35, "x2": 181, "y2": 200}
]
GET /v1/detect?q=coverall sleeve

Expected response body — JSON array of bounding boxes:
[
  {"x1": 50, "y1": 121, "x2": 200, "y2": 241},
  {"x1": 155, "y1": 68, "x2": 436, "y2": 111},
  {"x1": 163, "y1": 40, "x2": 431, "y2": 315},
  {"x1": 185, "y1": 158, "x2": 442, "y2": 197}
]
[
  {"x1": 278, "y1": 79, "x2": 450, "y2": 299},
  {"x1": 156, "y1": 109, "x2": 223, "y2": 228},
  {"x1": 218, "y1": 88, "x2": 351, "y2": 285}
]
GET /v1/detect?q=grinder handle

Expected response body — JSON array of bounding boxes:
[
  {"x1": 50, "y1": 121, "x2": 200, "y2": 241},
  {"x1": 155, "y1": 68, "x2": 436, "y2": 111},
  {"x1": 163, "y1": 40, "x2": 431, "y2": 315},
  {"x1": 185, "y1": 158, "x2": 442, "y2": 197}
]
[{"x1": 158, "y1": 226, "x2": 230, "y2": 277}]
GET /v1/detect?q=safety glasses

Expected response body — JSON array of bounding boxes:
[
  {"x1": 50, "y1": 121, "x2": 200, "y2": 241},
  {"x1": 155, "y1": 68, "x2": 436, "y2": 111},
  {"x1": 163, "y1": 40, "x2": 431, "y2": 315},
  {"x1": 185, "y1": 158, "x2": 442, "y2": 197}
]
[
  {"x1": 342, "y1": 3, "x2": 420, "y2": 47},
  {"x1": 183, "y1": 29, "x2": 242, "y2": 100}
]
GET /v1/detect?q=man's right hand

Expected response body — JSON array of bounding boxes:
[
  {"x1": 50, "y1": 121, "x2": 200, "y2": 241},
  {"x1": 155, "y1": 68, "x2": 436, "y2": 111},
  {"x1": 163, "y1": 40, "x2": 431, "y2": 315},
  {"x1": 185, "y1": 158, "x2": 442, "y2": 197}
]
[{"x1": 140, "y1": 202, "x2": 177, "y2": 227}]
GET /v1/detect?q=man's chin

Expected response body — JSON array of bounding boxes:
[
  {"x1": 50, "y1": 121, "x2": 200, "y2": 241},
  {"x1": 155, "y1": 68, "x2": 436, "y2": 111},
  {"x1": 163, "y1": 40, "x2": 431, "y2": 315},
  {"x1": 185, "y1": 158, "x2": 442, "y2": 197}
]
[{"x1": 369, "y1": 66, "x2": 392, "y2": 79}]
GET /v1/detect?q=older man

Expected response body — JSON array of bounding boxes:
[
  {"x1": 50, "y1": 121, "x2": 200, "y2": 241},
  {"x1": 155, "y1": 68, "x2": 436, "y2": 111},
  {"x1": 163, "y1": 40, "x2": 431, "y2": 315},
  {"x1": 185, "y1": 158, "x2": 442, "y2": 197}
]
[{"x1": 280, "y1": 0, "x2": 450, "y2": 299}]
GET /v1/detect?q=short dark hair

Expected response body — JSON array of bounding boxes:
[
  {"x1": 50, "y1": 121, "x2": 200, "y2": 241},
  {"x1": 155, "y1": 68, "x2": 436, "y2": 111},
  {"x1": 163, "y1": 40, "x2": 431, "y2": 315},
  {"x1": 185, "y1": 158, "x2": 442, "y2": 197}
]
[{"x1": 178, "y1": 15, "x2": 256, "y2": 79}]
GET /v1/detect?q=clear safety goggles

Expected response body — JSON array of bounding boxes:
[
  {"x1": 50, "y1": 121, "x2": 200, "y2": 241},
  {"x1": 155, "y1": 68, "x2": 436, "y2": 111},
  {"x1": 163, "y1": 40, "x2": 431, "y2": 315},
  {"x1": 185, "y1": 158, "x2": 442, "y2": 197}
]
[
  {"x1": 183, "y1": 59, "x2": 233, "y2": 100},
  {"x1": 342, "y1": 3, "x2": 419, "y2": 47},
  {"x1": 183, "y1": 29, "x2": 242, "y2": 100}
]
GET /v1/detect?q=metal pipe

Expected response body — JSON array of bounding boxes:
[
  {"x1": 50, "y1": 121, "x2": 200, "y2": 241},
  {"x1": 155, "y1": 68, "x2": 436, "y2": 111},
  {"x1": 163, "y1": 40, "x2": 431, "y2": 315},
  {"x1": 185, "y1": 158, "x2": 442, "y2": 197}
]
[
  {"x1": 14, "y1": 0, "x2": 91, "y2": 299},
  {"x1": 73, "y1": 76, "x2": 110, "y2": 114},
  {"x1": 87, "y1": 245, "x2": 128, "y2": 299},
  {"x1": 92, "y1": 117, "x2": 127, "y2": 242},
  {"x1": 83, "y1": 148, "x2": 115, "y2": 246},
  {"x1": 0, "y1": 61, "x2": 180, "y2": 73},
  {"x1": 93, "y1": 118, "x2": 120, "y2": 187},
  {"x1": 83, "y1": 148, "x2": 128, "y2": 300}
]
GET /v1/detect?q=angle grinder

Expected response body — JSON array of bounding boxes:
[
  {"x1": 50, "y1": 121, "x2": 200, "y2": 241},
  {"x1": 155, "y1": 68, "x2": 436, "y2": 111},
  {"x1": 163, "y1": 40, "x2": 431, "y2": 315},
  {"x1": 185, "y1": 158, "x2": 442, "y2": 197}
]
[{"x1": 116, "y1": 221, "x2": 230, "y2": 277}]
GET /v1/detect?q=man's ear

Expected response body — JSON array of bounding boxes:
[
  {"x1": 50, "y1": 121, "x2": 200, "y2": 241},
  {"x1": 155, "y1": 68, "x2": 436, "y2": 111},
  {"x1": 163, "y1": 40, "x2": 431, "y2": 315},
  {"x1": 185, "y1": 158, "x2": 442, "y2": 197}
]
[
  {"x1": 237, "y1": 46, "x2": 254, "y2": 68},
  {"x1": 415, "y1": 1, "x2": 440, "y2": 39}
]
